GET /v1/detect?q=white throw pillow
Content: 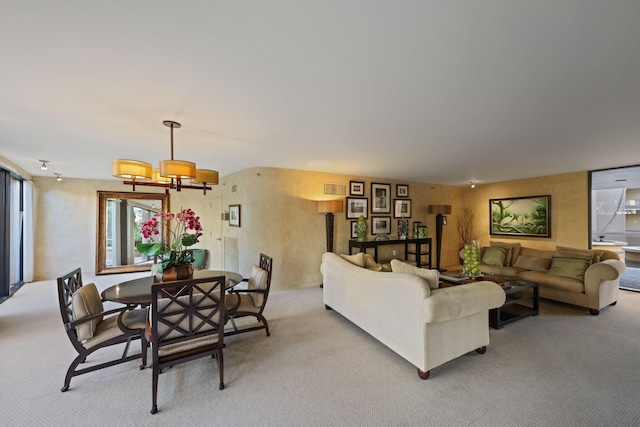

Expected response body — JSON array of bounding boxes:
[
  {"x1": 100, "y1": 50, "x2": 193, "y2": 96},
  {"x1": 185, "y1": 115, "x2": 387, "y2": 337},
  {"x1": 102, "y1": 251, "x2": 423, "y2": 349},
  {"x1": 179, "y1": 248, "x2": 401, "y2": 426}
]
[{"x1": 390, "y1": 259, "x2": 440, "y2": 290}]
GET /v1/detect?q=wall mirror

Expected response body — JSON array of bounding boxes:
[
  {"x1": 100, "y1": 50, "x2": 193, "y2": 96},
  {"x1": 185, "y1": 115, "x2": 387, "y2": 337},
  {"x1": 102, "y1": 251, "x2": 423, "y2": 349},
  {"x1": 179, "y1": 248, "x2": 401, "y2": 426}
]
[{"x1": 96, "y1": 191, "x2": 169, "y2": 274}]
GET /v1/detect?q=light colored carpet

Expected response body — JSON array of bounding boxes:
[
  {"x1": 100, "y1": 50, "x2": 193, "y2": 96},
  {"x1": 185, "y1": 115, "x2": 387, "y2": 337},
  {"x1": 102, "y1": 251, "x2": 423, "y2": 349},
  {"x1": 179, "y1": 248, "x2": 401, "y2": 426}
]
[{"x1": 2, "y1": 275, "x2": 640, "y2": 426}]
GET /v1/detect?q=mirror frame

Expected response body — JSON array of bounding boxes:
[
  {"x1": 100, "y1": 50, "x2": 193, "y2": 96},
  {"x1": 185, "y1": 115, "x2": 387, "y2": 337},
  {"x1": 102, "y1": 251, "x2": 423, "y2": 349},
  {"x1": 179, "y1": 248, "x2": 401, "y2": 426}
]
[{"x1": 96, "y1": 191, "x2": 169, "y2": 275}]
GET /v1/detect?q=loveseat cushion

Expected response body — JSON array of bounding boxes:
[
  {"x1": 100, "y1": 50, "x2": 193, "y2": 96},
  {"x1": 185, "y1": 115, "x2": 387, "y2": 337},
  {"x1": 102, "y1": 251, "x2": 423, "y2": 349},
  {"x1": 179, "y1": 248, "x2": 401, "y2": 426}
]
[
  {"x1": 519, "y1": 270, "x2": 585, "y2": 293},
  {"x1": 479, "y1": 264, "x2": 524, "y2": 276},
  {"x1": 390, "y1": 259, "x2": 439, "y2": 289},
  {"x1": 364, "y1": 254, "x2": 384, "y2": 271},
  {"x1": 513, "y1": 255, "x2": 552, "y2": 271},
  {"x1": 556, "y1": 246, "x2": 603, "y2": 264}
]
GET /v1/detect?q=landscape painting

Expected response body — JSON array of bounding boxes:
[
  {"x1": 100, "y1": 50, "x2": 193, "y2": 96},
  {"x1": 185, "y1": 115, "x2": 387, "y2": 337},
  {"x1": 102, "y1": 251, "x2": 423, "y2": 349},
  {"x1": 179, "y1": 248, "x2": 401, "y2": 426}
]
[{"x1": 490, "y1": 195, "x2": 551, "y2": 237}]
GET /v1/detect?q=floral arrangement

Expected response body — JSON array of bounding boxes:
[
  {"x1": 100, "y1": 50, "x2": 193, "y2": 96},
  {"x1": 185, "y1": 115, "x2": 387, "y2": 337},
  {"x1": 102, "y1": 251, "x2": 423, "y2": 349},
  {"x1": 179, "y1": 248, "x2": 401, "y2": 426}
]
[{"x1": 136, "y1": 208, "x2": 203, "y2": 270}]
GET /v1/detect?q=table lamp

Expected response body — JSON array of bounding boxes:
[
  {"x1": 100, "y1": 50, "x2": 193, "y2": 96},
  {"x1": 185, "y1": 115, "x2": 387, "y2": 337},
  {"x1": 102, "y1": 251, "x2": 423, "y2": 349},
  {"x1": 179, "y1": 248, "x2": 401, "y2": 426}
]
[
  {"x1": 317, "y1": 200, "x2": 344, "y2": 253},
  {"x1": 428, "y1": 204, "x2": 452, "y2": 272}
]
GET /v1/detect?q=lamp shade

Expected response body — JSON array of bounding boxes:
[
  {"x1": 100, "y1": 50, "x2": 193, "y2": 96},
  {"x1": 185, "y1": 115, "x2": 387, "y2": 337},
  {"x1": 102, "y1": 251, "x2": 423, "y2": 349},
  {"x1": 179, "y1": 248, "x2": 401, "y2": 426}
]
[
  {"x1": 428, "y1": 204, "x2": 452, "y2": 214},
  {"x1": 151, "y1": 169, "x2": 172, "y2": 183},
  {"x1": 159, "y1": 160, "x2": 196, "y2": 179},
  {"x1": 191, "y1": 169, "x2": 219, "y2": 185},
  {"x1": 316, "y1": 200, "x2": 344, "y2": 213},
  {"x1": 112, "y1": 159, "x2": 152, "y2": 180}
]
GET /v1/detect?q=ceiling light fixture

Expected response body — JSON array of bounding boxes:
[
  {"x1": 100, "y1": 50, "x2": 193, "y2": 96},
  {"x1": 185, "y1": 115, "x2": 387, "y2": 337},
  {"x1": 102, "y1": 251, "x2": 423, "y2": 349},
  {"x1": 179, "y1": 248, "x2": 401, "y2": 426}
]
[
  {"x1": 40, "y1": 160, "x2": 49, "y2": 170},
  {"x1": 112, "y1": 120, "x2": 219, "y2": 194},
  {"x1": 470, "y1": 181, "x2": 476, "y2": 188},
  {"x1": 54, "y1": 173, "x2": 62, "y2": 182}
]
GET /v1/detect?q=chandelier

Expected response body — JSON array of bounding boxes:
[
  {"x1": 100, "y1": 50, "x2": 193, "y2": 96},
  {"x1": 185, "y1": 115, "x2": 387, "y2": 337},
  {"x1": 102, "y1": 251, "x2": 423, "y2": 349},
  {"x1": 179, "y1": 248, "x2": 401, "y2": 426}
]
[{"x1": 112, "y1": 120, "x2": 219, "y2": 194}]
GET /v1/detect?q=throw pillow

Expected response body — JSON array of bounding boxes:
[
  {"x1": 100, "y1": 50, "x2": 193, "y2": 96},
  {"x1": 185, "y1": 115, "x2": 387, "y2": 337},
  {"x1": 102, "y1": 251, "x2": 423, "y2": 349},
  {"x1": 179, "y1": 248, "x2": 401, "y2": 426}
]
[
  {"x1": 364, "y1": 254, "x2": 383, "y2": 271},
  {"x1": 71, "y1": 283, "x2": 104, "y2": 341},
  {"x1": 556, "y1": 246, "x2": 603, "y2": 264},
  {"x1": 390, "y1": 259, "x2": 439, "y2": 290},
  {"x1": 513, "y1": 255, "x2": 552, "y2": 271},
  {"x1": 548, "y1": 256, "x2": 591, "y2": 281},
  {"x1": 481, "y1": 246, "x2": 508, "y2": 267},
  {"x1": 490, "y1": 241, "x2": 521, "y2": 266},
  {"x1": 340, "y1": 252, "x2": 366, "y2": 267}
]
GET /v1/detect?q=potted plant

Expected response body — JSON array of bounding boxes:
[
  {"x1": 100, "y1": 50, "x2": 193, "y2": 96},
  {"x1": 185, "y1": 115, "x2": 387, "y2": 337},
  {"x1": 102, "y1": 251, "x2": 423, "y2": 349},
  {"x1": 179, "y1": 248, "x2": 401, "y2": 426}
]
[{"x1": 136, "y1": 208, "x2": 203, "y2": 281}]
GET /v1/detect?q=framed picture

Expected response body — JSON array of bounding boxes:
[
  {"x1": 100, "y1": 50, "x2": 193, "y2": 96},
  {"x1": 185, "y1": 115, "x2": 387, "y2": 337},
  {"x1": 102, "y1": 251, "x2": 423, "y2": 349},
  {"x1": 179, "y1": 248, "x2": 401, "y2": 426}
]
[
  {"x1": 371, "y1": 182, "x2": 391, "y2": 214},
  {"x1": 489, "y1": 195, "x2": 551, "y2": 237},
  {"x1": 350, "y1": 221, "x2": 358, "y2": 238},
  {"x1": 346, "y1": 197, "x2": 368, "y2": 219},
  {"x1": 371, "y1": 216, "x2": 391, "y2": 235},
  {"x1": 394, "y1": 199, "x2": 412, "y2": 218},
  {"x1": 396, "y1": 184, "x2": 409, "y2": 197},
  {"x1": 350, "y1": 180, "x2": 365, "y2": 196},
  {"x1": 229, "y1": 204, "x2": 241, "y2": 227}
]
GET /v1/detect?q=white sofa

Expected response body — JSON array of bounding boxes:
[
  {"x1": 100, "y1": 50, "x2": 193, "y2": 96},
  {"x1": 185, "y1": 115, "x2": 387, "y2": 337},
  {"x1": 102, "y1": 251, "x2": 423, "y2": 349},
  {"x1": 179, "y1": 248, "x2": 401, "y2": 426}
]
[{"x1": 321, "y1": 252, "x2": 505, "y2": 379}]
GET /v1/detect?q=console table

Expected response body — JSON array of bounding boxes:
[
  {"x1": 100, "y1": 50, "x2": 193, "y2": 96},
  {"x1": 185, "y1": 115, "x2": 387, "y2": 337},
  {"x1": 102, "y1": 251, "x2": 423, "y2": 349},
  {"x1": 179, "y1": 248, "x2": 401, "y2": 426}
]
[{"x1": 349, "y1": 238, "x2": 432, "y2": 268}]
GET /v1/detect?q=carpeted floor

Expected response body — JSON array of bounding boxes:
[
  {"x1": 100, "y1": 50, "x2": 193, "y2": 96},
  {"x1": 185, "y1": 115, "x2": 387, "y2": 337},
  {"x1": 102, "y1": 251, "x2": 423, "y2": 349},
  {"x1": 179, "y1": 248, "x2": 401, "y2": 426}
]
[
  {"x1": 2, "y1": 275, "x2": 640, "y2": 426},
  {"x1": 619, "y1": 267, "x2": 640, "y2": 292}
]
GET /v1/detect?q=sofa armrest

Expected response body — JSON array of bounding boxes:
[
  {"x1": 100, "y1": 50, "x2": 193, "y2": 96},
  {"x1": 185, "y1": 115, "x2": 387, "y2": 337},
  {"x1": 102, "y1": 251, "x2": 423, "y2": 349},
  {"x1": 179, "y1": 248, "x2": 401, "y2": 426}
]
[
  {"x1": 584, "y1": 259, "x2": 626, "y2": 294},
  {"x1": 422, "y1": 281, "x2": 505, "y2": 323}
]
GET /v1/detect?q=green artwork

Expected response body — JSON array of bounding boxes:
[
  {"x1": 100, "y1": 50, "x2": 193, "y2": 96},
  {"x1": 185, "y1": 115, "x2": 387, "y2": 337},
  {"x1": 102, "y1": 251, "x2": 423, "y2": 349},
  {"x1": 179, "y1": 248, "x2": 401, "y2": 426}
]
[{"x1": 490, "y1": 196, "x2": 550, "y2": 237}]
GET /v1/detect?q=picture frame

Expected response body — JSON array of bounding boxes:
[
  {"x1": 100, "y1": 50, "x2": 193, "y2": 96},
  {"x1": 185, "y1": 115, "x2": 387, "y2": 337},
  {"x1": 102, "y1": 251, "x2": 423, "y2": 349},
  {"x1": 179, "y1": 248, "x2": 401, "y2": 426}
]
[
  {"x1": 229, "y1": 204, "x2": 241, "y2": 227},
  {"x1": 393, "y1": 199, "x2": 412, "y2": 218},
  {"x1": 350, "y1": 180, "x2": 365, "y2": 196},
  {"x1": 396, "y1": 184, "x2": 409, "y2": 198},
  {"x1": 350, "y1": 221, "x2": 358, "y2": 238},
  {"x1": 371, "y1": 216, "x2": 391, "y2": 235},
  {"x1": 371, "y1": 182, "x2": 391, "y2": 214},
  {"x1": 346, "y1": 197, "x2": 368, "y2": 219},
  {"x1": 489, "y1": 195, "x2": 551, "y2": 237}
]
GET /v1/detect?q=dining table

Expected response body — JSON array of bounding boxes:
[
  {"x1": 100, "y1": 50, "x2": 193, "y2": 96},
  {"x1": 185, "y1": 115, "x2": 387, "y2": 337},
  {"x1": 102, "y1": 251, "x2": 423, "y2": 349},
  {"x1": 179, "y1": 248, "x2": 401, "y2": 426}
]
[{"x1": 101, "y1": 269, "x2": 244, "y2": 306}]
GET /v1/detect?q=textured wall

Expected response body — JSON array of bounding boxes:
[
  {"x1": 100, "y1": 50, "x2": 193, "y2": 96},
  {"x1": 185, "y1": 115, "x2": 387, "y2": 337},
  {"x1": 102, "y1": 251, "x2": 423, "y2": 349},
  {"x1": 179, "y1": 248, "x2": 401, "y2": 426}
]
[
  {"x1": 462, "y1": 171, "x2": 589, "y2": 251},
  {"x1": 33, "y1": 169, "x2": 590, "y2": 288}
]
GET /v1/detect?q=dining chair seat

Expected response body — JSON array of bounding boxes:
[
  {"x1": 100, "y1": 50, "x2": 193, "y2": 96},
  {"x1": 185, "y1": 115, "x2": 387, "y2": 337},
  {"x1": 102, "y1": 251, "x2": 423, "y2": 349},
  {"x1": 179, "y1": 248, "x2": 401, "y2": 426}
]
[
  {"x1": 226, "y1": 293, "x2": 261, "y2": 314},
  {"x1": 83, "y1": 309, "x2": 148, "y2": 349}
]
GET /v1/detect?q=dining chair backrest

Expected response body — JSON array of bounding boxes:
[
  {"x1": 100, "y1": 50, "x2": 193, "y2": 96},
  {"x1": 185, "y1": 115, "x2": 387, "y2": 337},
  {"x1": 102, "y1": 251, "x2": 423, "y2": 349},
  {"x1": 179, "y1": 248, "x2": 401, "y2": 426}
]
[{"x1": 149, "y1": 275, "x2": 227, "y2": 414}]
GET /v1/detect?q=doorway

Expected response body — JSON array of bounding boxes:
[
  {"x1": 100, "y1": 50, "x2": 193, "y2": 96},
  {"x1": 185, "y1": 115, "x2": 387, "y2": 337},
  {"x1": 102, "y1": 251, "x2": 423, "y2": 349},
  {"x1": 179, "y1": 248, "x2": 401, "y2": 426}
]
[{"x1": 590, "y1": 165, "x2": 640, "y2": 292}]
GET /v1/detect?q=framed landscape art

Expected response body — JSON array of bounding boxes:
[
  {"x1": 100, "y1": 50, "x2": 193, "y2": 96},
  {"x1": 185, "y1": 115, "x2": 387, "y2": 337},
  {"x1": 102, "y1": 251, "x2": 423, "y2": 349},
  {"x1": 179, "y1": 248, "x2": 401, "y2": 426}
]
[{"x1": 489, "y1": 195, "x2": 551, "y2": 237}]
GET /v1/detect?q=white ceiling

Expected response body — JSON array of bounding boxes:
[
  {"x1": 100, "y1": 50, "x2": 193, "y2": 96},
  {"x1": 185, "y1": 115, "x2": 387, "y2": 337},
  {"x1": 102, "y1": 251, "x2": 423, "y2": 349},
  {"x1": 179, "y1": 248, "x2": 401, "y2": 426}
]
[{"x1": 2, "y1": 1, "x2": 640, "y2": 187}]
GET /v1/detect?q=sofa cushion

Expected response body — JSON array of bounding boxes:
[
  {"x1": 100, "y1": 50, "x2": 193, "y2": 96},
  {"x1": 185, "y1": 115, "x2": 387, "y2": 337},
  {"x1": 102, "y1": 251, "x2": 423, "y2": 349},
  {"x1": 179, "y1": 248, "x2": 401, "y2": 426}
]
[
  {"x1": 513, "y1": 255, "x2": 552, "y2": 272},
  {"x1": 340, "y1": 252, "x2": 366, "y2": 267},
  {"x1": 519, "y1": 270, "x2": 585, "y2": 293},
  {"x1": 480, "y1": 264, "x2": 524, "y2": 276},
  {"x1": 490, "y1": 241, "x2": 521, "y2": 266},
  {"x1": 390, "y1": 259, "x2": 439, "y2": 290},
  {"x1": 556, "y1": 246, "x2": 603, "y2": 264},
  {"x1": 481, "y1": 246, "x2": 508, "y2": 266},
  {"x1": 548, "y1": 256, "x2": 591, "y2": 281}
]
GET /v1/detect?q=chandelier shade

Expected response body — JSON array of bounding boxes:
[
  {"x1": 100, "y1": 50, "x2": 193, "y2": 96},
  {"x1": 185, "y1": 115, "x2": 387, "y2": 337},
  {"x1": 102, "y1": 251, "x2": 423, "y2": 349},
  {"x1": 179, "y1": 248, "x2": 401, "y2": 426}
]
[
  {"x1": 159, "y1": 159, "x2": 196, "y2": 179},
  {"x1": 192, "y1": 169, "x2": 219, "y2": 185},
  {"x1": 112, "y1": 159, "x2": 153, "y2": 180},
  {"x1": 113, "y1": 120, "x2": 218, "y2": 194}
]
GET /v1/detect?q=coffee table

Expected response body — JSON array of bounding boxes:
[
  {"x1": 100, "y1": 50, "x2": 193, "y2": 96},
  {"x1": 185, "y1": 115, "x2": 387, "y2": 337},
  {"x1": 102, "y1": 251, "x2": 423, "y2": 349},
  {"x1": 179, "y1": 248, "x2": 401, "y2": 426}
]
[{"x1": 440, "y1": 271, "x2": 539, "y2": 329}]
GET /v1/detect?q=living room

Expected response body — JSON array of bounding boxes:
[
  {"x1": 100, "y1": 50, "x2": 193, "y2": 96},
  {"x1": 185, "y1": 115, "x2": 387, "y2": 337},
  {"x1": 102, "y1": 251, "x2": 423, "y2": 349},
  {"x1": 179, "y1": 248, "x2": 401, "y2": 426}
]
[{"x1": 2, "y1": 2, "x2": 640, "y2": 425}]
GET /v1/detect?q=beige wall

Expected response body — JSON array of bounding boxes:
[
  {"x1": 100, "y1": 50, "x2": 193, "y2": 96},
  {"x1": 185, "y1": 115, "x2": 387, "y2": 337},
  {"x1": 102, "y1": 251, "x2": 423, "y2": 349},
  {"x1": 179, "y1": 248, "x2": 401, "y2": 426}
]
[{"x1": 33, "y1": 168, "x2": 591, "y2": 288}]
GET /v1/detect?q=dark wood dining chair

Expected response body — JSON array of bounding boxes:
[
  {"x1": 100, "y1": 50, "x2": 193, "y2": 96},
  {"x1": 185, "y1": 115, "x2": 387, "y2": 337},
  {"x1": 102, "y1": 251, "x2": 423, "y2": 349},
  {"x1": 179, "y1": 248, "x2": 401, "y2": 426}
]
[
  {"x1": 57, "y1": 268, "x2": 148, "y2": 392},
  {"x1": 226, "y1": 253, "x2": 273, "y2": 337},
  {"x1": 149, "y1": 276, "x2": 227, "y2": 414}
]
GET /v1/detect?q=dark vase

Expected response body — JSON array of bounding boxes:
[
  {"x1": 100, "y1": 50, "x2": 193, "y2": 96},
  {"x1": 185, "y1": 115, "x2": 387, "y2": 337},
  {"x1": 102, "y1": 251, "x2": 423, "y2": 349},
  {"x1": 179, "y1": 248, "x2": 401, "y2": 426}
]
[{"x1": 162, "y1": 263, "x2": 194, "y2": 282}]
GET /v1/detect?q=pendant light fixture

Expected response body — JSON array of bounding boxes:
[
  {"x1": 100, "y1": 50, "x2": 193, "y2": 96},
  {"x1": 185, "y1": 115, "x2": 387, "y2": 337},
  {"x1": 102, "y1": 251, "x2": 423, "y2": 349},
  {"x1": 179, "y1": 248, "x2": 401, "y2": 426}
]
[{"x1": 112, "y1": 120, "x2": 219, "y2": 194}]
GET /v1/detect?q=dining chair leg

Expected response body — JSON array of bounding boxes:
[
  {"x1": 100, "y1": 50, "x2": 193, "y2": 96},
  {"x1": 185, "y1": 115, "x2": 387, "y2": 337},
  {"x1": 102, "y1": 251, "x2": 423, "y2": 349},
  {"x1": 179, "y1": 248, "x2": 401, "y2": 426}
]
[{"x1": 151, "y1": 366, "x2": 159, "y2": 414}]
